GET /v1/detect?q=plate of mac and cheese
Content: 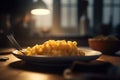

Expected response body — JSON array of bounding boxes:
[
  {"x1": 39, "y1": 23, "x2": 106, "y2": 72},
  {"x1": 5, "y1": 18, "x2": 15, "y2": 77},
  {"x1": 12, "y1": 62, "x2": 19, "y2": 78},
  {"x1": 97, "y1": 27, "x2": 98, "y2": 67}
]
[{"x1": 13, "y1": 40, "x2": 102, "y2": 64}]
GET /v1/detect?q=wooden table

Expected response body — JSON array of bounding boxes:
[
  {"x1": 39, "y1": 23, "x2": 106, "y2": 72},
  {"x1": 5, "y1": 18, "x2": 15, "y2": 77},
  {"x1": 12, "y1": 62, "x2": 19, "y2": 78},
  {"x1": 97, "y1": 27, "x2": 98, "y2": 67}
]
[{"x1": 0, "y1": 48, "x2": 120, "y2": 80}]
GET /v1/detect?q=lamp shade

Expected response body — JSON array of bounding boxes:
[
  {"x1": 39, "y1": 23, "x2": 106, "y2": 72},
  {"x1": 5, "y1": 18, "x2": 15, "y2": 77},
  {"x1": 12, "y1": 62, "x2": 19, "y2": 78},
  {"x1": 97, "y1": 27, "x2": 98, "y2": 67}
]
[{"x1": 31, "y1": 0, "x2": 50, "y2": 15}]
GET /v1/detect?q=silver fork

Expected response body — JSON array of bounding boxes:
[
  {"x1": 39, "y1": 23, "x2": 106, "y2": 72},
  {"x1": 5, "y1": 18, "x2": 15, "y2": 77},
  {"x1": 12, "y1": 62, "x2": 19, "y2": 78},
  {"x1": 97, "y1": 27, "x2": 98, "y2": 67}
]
[{"x1": 7, "y1": 34, "x2": 26, "y2": 55}]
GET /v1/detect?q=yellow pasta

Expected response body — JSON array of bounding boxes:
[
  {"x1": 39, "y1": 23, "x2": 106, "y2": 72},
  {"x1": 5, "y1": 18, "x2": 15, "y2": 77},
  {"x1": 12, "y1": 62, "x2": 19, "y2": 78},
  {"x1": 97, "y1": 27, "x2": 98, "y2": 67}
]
[{"x1": 21, "y1": 40, "x2": 85, "y2": 56}]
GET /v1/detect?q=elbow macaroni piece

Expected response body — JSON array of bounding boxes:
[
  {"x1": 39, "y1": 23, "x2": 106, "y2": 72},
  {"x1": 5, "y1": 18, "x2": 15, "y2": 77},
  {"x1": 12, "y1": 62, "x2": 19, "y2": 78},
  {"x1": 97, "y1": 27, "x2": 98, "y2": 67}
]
[{"x1": 21, "y1": 40, "x2": 85, "y2": 56}]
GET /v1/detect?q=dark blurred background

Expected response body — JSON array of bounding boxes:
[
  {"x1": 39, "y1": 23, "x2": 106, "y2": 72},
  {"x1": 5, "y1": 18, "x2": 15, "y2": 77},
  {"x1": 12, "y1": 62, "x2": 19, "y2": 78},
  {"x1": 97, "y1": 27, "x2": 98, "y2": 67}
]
[{"x1": 0, "y1": 0, "x2": 120, "y2": 48}]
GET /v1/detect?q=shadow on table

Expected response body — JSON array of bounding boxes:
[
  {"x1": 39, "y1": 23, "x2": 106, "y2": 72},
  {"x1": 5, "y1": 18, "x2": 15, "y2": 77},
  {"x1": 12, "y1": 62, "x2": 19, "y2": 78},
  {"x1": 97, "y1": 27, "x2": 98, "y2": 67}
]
[
  {"x1": 8, "y1": 60, "x2": 71, "y2": 74},
  {"x1": 69, "y1": 60, "x2": 113, "y2": 74},
  {"x1": 63, "y1": 61, "x2": 120, "y2": 80},
  {"x1": 8, "y1": 60, "x2": 120, "y2": 80},
  {"x1": 8, "y1": 60, "x2": 114, "y2": 74}
]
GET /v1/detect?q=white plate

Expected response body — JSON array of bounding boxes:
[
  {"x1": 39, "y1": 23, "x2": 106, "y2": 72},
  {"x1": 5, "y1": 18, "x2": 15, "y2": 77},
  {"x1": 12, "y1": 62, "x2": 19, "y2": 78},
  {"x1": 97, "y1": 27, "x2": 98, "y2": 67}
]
[{"x1": 12, "y1": 48, "x2": 102, "y2": 65}]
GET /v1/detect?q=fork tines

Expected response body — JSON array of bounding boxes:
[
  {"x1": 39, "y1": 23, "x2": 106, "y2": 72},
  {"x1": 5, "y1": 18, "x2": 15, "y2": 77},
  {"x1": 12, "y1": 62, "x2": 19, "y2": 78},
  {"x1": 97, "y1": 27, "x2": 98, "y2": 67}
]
[{"x1": 7, "y1": 34, "x2": 22, "y2": 50}]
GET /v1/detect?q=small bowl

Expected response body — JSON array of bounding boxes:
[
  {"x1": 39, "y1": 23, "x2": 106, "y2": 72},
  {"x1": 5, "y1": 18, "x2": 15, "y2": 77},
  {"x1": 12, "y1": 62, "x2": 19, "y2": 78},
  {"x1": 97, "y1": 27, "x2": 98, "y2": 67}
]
[{"x1": 88, "y1": 39, "x2": 120, "y2": 54}]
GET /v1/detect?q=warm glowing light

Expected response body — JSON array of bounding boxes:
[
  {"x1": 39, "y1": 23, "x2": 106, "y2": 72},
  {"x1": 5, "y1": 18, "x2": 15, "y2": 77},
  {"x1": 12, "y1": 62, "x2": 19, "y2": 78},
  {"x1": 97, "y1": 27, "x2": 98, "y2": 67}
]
[
  {"x1": 27, "y1": 73, "x2": 49, "y2": 80},
  {"x1": 31, "y1": 9, "x2": 50, "y2": 15}
]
